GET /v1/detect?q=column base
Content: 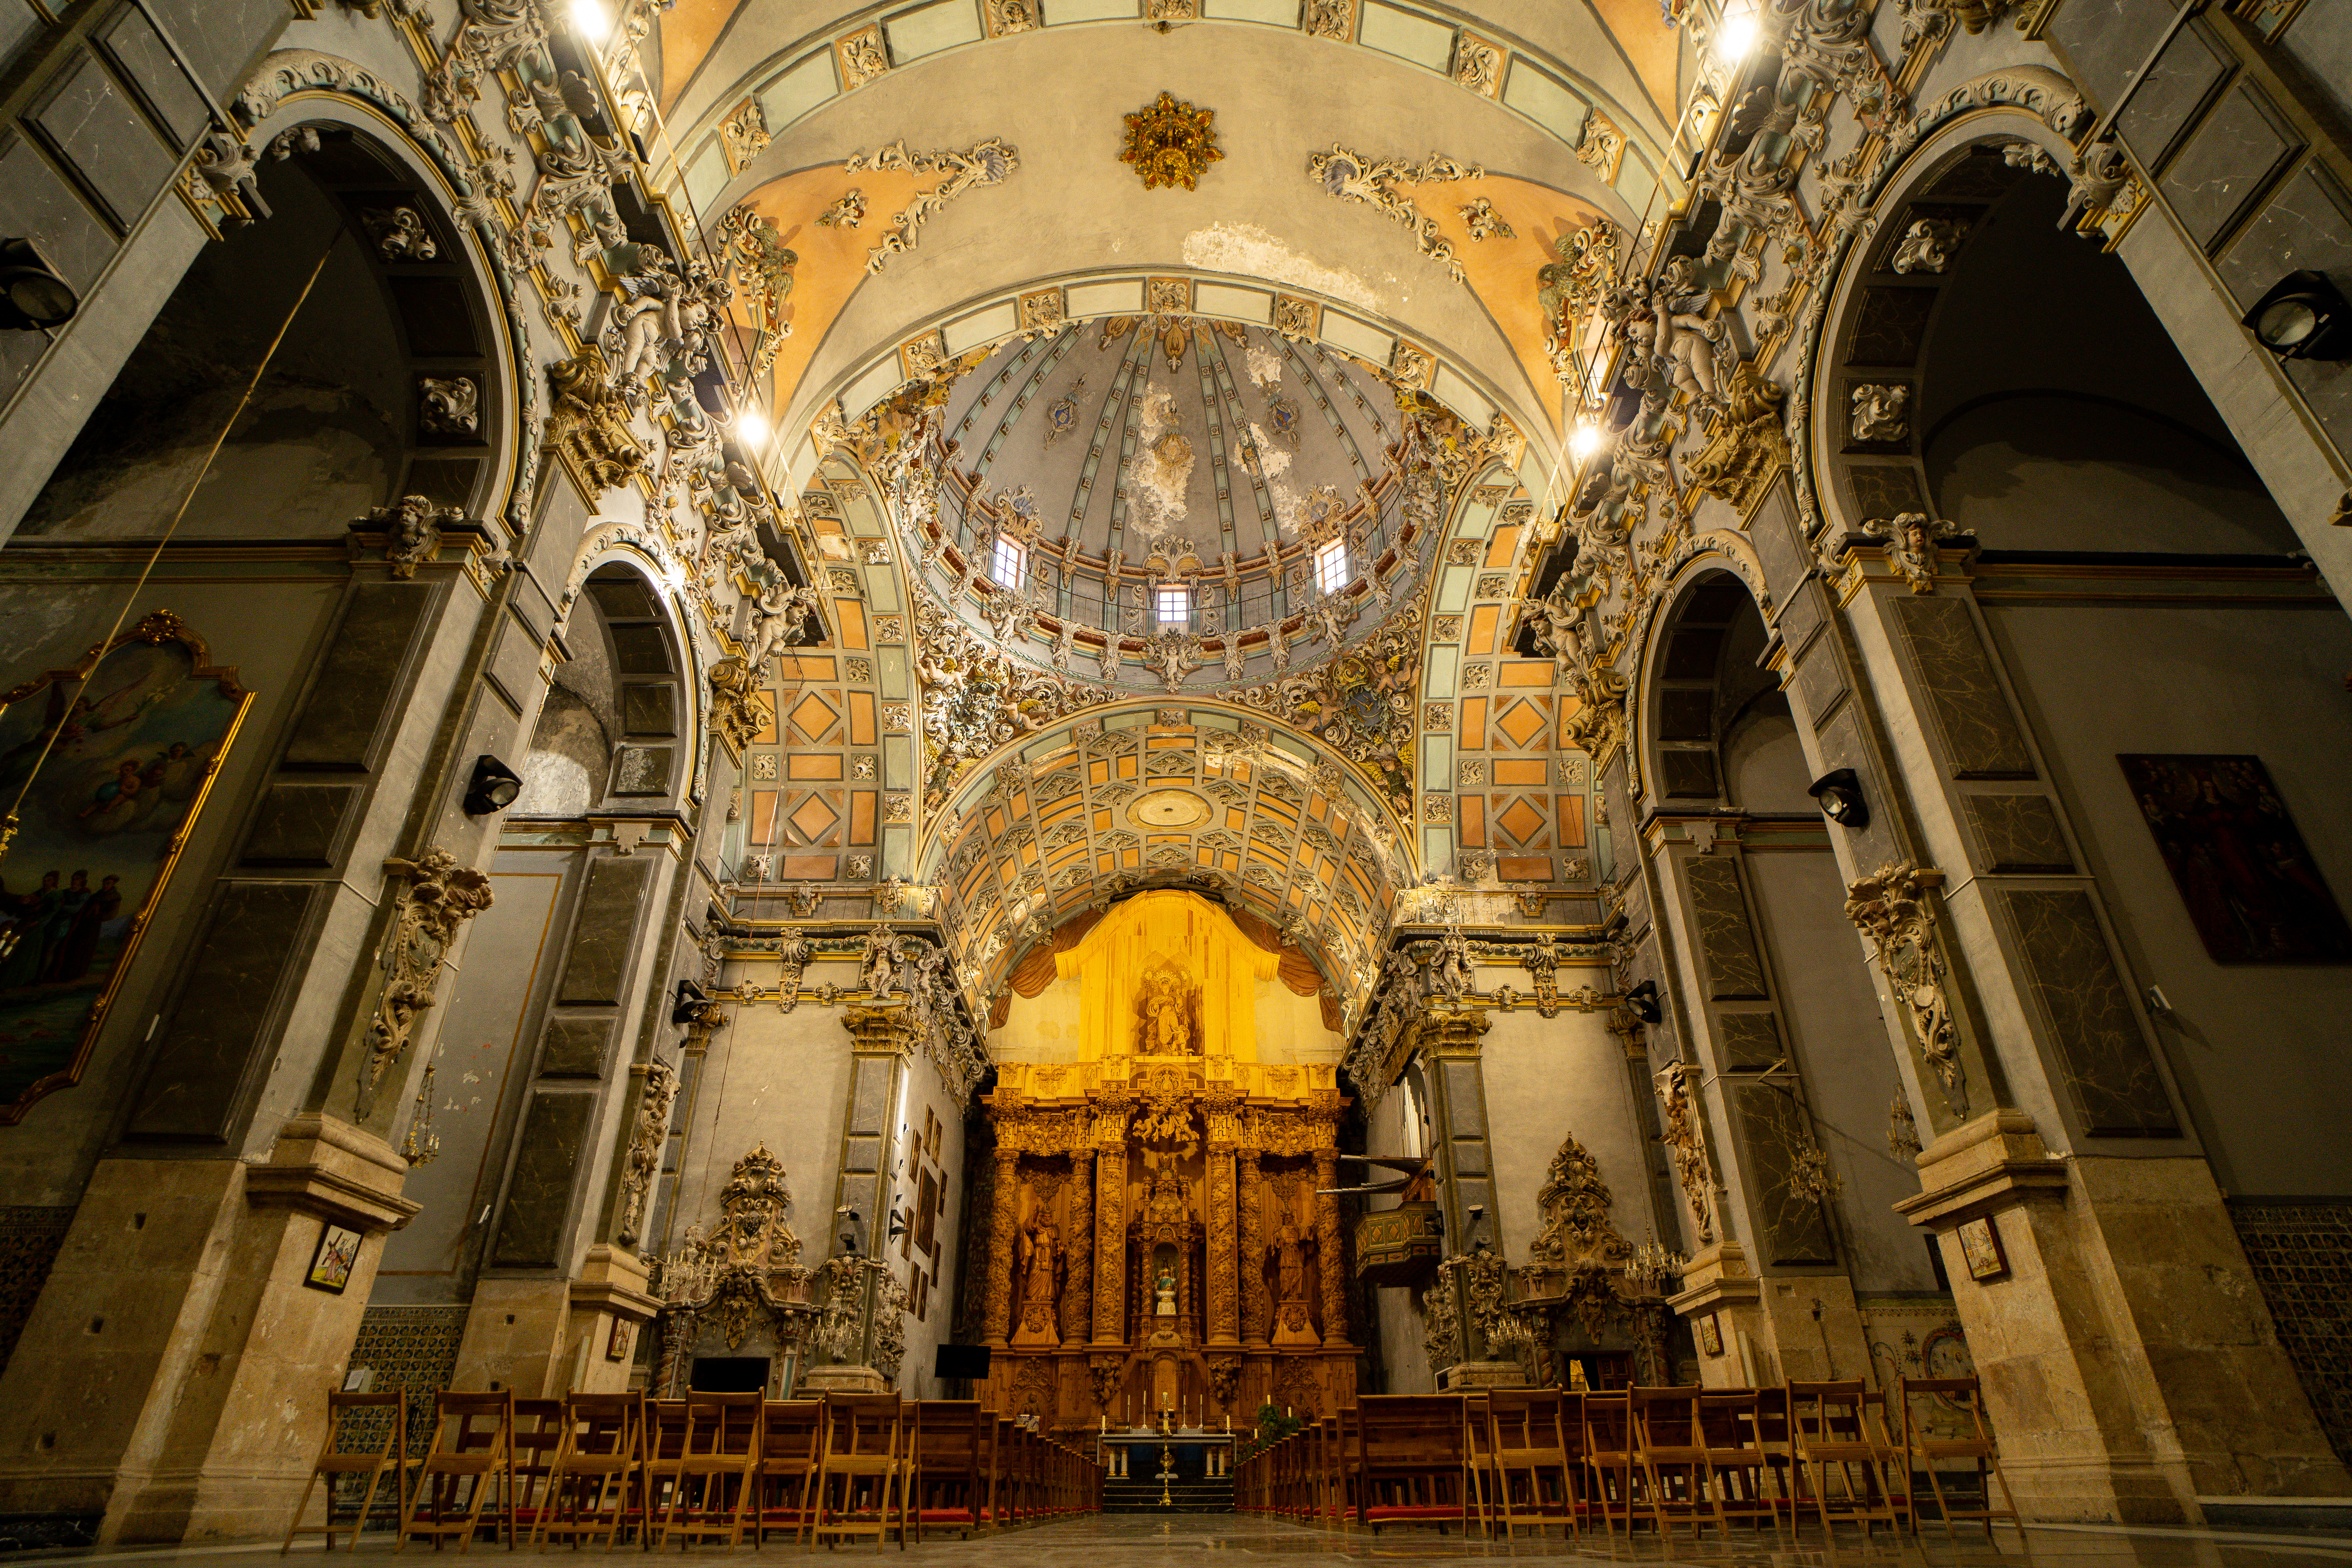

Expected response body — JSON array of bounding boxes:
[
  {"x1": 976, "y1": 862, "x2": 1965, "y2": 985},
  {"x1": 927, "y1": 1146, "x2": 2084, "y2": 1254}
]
[{"x1": 798, "y1": 1363, "x2": 891, "y2": 1395}]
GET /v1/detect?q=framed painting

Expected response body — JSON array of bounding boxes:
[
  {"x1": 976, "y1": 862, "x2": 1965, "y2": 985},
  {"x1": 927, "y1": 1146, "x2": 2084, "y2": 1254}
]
[
  {"x1": 306, "y1": 1223, "x2": 363, "y2": 1293},
  {"x1": 1955, "y1": 1216, "x2": 2007, "y2": 1281},
  {"x1": 0, "y1": 613, "x2": 250, "y2": 1122},
  {"x1": 1696, "y1": 1314, "x2": 1724, "y2": 1356},
  {"x1": 2118, "y1": 754, "x2": 2352, "y2": 964}
]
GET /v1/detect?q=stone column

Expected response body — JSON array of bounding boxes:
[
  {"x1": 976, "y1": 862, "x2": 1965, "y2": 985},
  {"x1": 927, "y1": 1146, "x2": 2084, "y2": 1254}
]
[
  {"x1": 1062, "y1": 1150, "x2": 1095, "y2": 1346},
  {"x1": 1314, "y1": 1149, "x2": 1346, "y2": 1348},
  {"x1": 984, "y1": 1145, "x2": 1020, "y2": 1350},
  {"x1": 1238, "y1": 1147, "x2": 1268, "y2": 1348}
]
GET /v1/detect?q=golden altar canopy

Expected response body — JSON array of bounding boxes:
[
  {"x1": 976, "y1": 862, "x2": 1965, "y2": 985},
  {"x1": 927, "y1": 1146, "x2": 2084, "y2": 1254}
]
[{"x1": 1053, "y1": 889, "x2": 1280, "y2": 1064}]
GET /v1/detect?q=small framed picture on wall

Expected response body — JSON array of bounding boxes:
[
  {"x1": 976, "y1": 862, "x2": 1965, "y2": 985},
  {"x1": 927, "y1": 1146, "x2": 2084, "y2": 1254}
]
[
  {"x1": 606, "y1": 1318, "x2": 632, "y2": 1362},
  {"x1": 1956, "y1": 1216, "x2": 2008, "y2": 1281},
  {"x1": 305, "y1": 1223, "x2": 362, "y2": 1294},
  {"x1": 1696, "y1": 1314, "x2": 1724, "y2": 1356}
]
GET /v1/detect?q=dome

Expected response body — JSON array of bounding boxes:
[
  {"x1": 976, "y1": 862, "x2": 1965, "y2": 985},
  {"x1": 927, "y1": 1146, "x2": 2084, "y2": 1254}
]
[{"x1": 878, "y1": 314, "x2": 1500, "y2": 696}]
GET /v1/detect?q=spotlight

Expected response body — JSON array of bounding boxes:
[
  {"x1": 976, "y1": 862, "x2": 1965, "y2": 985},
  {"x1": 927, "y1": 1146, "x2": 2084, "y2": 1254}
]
[
  {"x1": 836, "y1": 1207, "x2": 867, "y2": 1257},
  {"x1": 1570, "y1": 422, "x2": 1603, "y2": 461},
  {"x1": 671, "y1": 978, "x2": 710, "y2": 1024},
  {"x1": 0, "y1": 240, "x2": 77, "y2": 332},
  {"x1": 463, "y1": 754, "x2": 522, "y2": 815},
  {"x1": 1715, "y1": 7, "x2": 1758, "y2": 62},
  {"x1": 569, "y1": 0, "x2": 610, "y2": 41},
  {"x1": 2243, "y1": 271, "x2": 2351, "y2": 361},
  {"x1": 1808, "y1": 767, "x2": 1870, "y2": 829},
  {"x1": 735, "y1": 408, "x2": 770, "y2": 450},
  {"x1": 1625, "y1": 978, "x2": 1662, "y2": 1025}
]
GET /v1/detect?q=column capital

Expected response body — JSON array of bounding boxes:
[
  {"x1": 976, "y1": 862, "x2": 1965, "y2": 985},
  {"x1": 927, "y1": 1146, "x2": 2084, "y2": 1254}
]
[{"x1": 1893, "y1": 1109, "x2": 2069, "y2": 1230}]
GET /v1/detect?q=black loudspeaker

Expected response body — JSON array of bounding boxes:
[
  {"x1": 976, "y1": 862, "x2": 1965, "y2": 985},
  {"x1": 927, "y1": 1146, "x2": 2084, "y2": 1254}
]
[{"x1": 935, "y1": 1343, "x2": 991, "y2": 1380}]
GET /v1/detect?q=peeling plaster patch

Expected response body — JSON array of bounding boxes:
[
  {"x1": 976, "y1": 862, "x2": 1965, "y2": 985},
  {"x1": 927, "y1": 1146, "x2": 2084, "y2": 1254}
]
[
  {"x1": 1181, "y1": 223, "x2": 1381, "y2": 312},
  {"x1": 1245, "y1": 342, "x2": 1284, "y2": 389}
]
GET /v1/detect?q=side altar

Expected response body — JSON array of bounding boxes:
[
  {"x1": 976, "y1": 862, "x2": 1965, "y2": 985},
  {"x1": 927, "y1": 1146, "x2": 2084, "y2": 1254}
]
[{"x1": 970, "y1": 891, "x2": 1357, "y2": 1433}]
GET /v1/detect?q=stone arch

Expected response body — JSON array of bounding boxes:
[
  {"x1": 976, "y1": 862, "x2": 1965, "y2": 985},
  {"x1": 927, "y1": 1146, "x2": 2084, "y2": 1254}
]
[
  {"x1": 519, "y1": 556, "x2": 696, "y2": 815},
  {"x1": 15, "y1": 109, "x2": 514, "y2": 543},
  {"x1": 1639, "y1": 563, "x2": 1794, "y2": 811}
]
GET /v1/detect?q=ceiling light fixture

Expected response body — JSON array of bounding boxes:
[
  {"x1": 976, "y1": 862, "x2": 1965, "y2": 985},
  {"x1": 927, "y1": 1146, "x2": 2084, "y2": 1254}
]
[
  {"x1": 1570, "y1": 422, "x2": 1603, "y2": 461},
  {"x1": 569, "y1": 0, "x2": 610, "y2": 41},
  {"x1": 1715, "y1": 7, "x2": 1758, "y2": 62},
  {"x1": 735, "y1": 408, "x2": 769, "y2": 450}
]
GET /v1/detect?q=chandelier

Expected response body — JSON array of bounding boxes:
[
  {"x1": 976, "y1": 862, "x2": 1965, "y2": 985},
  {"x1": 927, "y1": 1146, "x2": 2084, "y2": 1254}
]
[{"x1": 1622, "y1": 1237, "x2": 1686, "y2": 1298}]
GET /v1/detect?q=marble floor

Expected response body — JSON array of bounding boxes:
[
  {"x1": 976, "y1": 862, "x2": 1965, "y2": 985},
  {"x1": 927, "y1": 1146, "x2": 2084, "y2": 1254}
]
[{"x1": 34, "y1": 1515, "x2": 2352, "y2": 1568}]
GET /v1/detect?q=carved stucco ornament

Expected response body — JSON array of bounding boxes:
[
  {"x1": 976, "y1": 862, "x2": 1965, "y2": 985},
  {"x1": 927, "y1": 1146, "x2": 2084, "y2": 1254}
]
[
  {"x1": 1845, "y1": 861, "x2": 1967, "y2": 1117},
  {"x1": 707, "y1": 656, "x2": 764, "y2": 751},
  {"x1": 547, "y1": 351, "x2": 645, "y2": 494},
  {"x1": 1850, "y1": 382, "x2": 1910, "y2": 443},
  {"x1": 653, "y1": 1143, "x2": 813, "y2": 1367},
  {"x1": 1308, "y1": 145, "x2": 1481, "y2": 283},
  {"x1": 842, "y1": 140, "x2": 1019, "y2": 273},
  {"x1": 1653, "y1": 1059, "x2": 1715, "y2": 1244},
  {"x1": 1684, "y1": 359, "x2": 1791, "y2": 513},
  {"x1": 618, "y1": 1056, "x2": 679, "y2": 1246},
  {"x1": 1120, "y1": 92, "x2": 1224, "y2": 192},
  {"x1": 360, "y1": 850, "x2": 494, "y2": 1115},
  {"x1": 1862, "y1": 511, "x2": 1962, "y2": 592}
]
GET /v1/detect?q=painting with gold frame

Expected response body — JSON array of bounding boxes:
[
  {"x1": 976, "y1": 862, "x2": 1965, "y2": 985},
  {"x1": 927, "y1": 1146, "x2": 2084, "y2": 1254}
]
[{"x1": 0, "y1": 613, "x2": 250, "y2": 1123}]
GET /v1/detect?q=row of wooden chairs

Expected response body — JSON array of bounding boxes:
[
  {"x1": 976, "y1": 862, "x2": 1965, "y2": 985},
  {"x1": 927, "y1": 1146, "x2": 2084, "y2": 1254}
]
[
  {"x1": 283, "y1": 1390, "x2": 1098, "y2": 1553},
  {"x1": 1236, "y1": 1378, "x2": 2019, "y2": 1541}
]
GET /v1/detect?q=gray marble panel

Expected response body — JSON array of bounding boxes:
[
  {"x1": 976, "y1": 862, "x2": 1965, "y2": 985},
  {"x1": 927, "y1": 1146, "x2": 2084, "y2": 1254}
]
[
  {"x1": 1999, "y1": 890, "x2": 2180, "y2": 1137},
  {"x1": 609, "y1": 624, "x2": 672, "y2": 676},
  {"x1": 2279, "y1": 0, "x2": 2352, "y2": 132},
  {"x1": 1813, "y1": 704, "x2": 1900, "y2": 871},
  {"x1": 1893, "y1": 596, "x2": 2037, "y2": 780},
  {"x1": 26, "y1": 52, "x2": 175, "y2": 228},
  {"x1": 1845, "y1": 463, "x2": 1925, "y2": 524},
  {"x1": 1777, "y1": 579, "x2": 1827, "y2": 657},
  {"x1": 1659, "y1": 750, "x2": 1721, "y2": 800},
  {"x1": 1845, "y1": 287, "x2": 1936, "y2": 367},
  {"x1": 2047, "y1": 0, "x2": 2181, "y2": 115},
  {"x1": 2217, "y1": 162, "x2": 2352, "y2": 312},
  {"x1": 96, "y1": 9, "x2": 207, "y2": 146},
  {"x1": 2160, "y1": 83, "x2": 2299, "y2": 251},
  {"x1": 621, "y1": 682, "x2": 676, "y2": 738},
  {"x1": 484, "y1": 612, "x2": 544, "y2": 713},
  {"x1": 1963, "y1": 794, "x2": 2075, "y2": 874},
  {"x1": 1748, "y1": 482, "x2": 1809, "y2": 604},
  {"x1": 849, "y1": 1056, "x2": 893, "y2": 1137},
  {"x1": 0, "y1": 137, "x2": 115, "y2": 294},
  {"x1": 1684, "y1": 857, "x2": 1768, "y2": 1000},
  {"x1": 1731, "y1": 1082, "x2": 1836, "y2": 1265},
  {"x1": 1715, "y1": 1011, "x2": 1784, "y2": 1071},
  {"x1": 240, "y1": 784, "x2": 358, "y2": 867},
  {"x1": 283, "y1": 583, "x2": 433, "y2": 771},
  {"x1": 538, "y1": 1018, "x2": 613, "y2": 1079},
  {"x1": 611, "y1": 745, "x2": 672, "y2": 797},
  {"x1": 1791, "y1": 636, "x2": 1849, "y2": 725},
  {"x1": 554, "y1": 857, "x2": 653, "y2": 1006},
  {"x1": 1437, "y1": 1058, "x2": 1489, "y2": 1146},
  {"x1": 2116, "y1": 20, "x2": 2229, "y2": 167},
  {"x1": 492, "y1": 1091, "x2": 594, "y2": 1267},
  {"x1": 143, "y1": 0, "x2": 284, "y2": 97},
  {"x1": 1657, "y1": 688, "x2": 1713, "y2": 741},
  {"x1": 125, "y1": 883, "x2": 321, "y2": 1142}
]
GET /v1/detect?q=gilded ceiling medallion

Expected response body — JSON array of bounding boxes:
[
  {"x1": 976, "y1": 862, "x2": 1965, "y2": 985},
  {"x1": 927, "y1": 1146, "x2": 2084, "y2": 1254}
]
[
  {"x1": 1128, "y1": 788, "x2": 1212, "y2": 829},
  {"x1": 1120, "y1": 93, "x2": 1224, "y2": 192}
]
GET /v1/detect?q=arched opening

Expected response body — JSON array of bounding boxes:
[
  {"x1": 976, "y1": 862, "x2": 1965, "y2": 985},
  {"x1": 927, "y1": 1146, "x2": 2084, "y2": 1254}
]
[
  {"x1": 516, "y1": 563, "x2": 685, "y2": 816},
  {"x1": 1918, "y1": 174, "x2": 2298, "y2": 555},
  {"x1": 1646, "y1": 569, "x2": 1938, "y2": 1316},
  {"x1": 16, "y1": 126, "x2": 496, "y2": 538}
]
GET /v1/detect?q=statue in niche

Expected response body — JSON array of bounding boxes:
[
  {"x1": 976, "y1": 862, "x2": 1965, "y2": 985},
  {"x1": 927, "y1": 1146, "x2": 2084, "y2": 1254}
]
[
  {"x1": 1155, "y1": 1268, "x2": 1178, "y2": 1317},
  {"x1": 1267, "y1": 1184, "x2": 1321, "y2": 1347},
  {"x1": 1012, "y1": 1210, "x2": 1064, "y2": 1345},
  {"x1": 1132, "y1": 959, "x2": 1203, "y2": 1055}
]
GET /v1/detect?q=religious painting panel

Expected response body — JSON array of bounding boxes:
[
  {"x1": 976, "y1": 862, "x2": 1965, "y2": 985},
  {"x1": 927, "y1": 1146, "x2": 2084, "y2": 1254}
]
[
  {"x1": 0, "y1": 614, "x2": 250, "y2": 1122},
  {"x1": 2117, "y1": 753, "x2": 2352, "y2": 964}
]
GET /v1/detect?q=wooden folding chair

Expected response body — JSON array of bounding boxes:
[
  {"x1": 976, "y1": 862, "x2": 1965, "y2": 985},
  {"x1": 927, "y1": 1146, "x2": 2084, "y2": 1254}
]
[
  {"x1": 808, "y1": 1394, "x2": 908, "y2": 1550},
  {"x1": 1787, "y1": 1380, "x2": 1901, "y2": 1536},
  {"x1": 285, "y1": 1388, "x2": 405, "y2": 1553},
  {"x1": 1580, "y1": 1390, "x2": 1637, "y2": 1537},
  {"x1": 510, "y1": 1400, "x2": 565, "y2": 1543},
  {"x1": 399, "y1": 1391, "x2": 515, "y2": 1552},
  {"x1": 640, "y1": 1400, "x2": 690, "y2": 1539},
  {"x1": 1485, "y1": 1388, "x2": 1579, "y2": 1539},
  {"x1": 533, "y1": 1392, "x2": 642, "y2": 1550},
  {"x1": 908, "y1": 1401, "x2": 989, "y2": 1540},
  {"x1": 1899, "y1": 1377, "x2": 2022, "y2": 1540},
  {"x1": 662, "y1": 1391, "x2": 764, "y2": 1546},
  {"x1": 1697, "y1": 1387, "x2": 1780, "y2": 1531},
  {"x1": 1459, "y1": 1395, "x2": 1498, "y2": 1537},
  {"x1": 751, "y1": 1400, "x2": 822, "y2": 1544},
  {"x1": 1633, "y1": 1387, "x2": 1723, "y2": 1536}
]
